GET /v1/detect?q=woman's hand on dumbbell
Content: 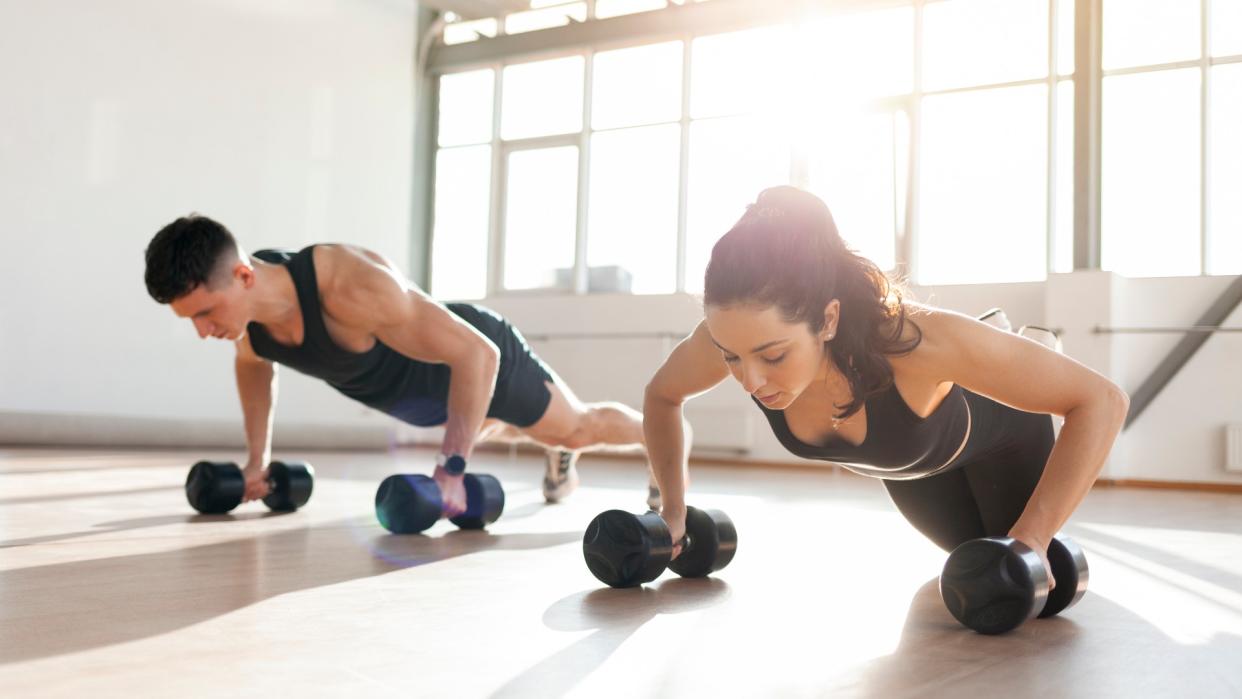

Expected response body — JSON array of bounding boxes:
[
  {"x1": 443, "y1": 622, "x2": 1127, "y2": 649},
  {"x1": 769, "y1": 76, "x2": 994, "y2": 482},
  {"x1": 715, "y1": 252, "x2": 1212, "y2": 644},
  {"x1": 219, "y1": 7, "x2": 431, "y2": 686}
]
[
  {"x1": 242, "y1": 461, "x2": 271, "y2": 502},
  {"x1": 583, "y1": 506, "x2": 737, "y2": 587},
  {"x1": 432, "y1": 465, "x2": 468, "y2": 518},
  {"x1": 661, "y1": 504, "x2": 687, "y2": 561},
  {"x1": 1009, "y1": 529, "x2": 1055, "y2": 592}
]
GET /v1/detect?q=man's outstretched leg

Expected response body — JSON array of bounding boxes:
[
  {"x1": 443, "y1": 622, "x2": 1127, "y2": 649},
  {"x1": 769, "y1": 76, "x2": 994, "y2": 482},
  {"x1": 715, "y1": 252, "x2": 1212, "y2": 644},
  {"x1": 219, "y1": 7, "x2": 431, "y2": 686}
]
[{"x1": 515, "y1": 372, "x2": 662, "y2": 506}]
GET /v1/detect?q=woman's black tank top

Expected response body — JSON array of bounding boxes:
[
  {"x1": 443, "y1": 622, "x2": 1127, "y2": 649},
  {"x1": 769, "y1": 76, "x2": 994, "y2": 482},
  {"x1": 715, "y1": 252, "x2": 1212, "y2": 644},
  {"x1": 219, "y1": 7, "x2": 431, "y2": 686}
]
[{"x1": 754, "y1": 381, "x2": 974, "y2": 480}]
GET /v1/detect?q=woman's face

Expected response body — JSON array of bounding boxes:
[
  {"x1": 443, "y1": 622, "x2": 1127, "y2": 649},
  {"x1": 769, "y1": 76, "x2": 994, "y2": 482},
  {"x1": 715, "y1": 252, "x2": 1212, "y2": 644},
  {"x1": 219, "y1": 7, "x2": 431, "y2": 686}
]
[{"x1": 704, "y1": 302, "x2": 839, "y2": 410}]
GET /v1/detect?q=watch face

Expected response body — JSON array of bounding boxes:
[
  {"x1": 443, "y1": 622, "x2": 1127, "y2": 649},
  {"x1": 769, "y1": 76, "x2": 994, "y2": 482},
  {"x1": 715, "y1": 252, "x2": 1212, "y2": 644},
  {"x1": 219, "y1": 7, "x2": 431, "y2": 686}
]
[{"x1": 444, "y1": 454, "x2": 467, "y2": 475}]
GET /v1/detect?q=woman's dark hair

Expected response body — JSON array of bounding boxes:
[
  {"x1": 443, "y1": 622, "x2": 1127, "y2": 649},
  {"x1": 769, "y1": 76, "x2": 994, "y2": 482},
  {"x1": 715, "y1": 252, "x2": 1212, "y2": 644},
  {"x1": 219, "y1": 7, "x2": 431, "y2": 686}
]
[
  {"x1": 144, "y1": 214, "x2": 238, "y2": 304},
  {"x1": 703, "y1": 185, "x2": 921, "y2": 420}
]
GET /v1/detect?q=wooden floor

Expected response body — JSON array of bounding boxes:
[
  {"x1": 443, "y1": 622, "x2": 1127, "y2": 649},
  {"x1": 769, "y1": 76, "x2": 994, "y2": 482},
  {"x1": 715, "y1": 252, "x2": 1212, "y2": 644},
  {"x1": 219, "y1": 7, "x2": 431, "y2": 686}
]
[{"x1": 1, "y1": 447, "x2": 1240, "y2": 698}]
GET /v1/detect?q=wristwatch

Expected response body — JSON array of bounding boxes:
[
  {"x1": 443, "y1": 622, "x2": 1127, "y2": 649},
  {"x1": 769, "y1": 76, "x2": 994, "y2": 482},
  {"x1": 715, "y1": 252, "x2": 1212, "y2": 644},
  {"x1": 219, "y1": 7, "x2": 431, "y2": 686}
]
[{"x1": 436, "y1": 452, "x2": 467, "y2": 476}]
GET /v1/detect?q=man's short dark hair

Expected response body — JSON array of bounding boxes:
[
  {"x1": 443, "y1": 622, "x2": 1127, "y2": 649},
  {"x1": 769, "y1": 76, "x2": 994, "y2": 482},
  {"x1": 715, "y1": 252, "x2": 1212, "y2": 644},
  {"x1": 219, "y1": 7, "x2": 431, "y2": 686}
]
[{"x1": 144, "y1": 214, "x2": 239, "y2": 304}]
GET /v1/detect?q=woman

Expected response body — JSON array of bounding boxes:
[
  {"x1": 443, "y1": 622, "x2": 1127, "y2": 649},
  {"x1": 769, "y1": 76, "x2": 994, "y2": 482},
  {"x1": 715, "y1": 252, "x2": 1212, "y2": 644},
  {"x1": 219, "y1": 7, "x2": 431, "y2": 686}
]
[{"x1": 644, "y1": 186, "x2": 1129, "y2": 587}]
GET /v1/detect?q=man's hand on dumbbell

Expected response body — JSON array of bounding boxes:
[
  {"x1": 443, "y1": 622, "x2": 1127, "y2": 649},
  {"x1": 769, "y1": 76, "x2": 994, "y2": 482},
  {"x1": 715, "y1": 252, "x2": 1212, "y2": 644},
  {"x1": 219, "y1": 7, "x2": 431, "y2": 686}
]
[
  {"x1": 186, "y1": 460, "x2": 314, "y2": 514},
  {"x1": 242, "y1": 461, "x2": 271, "y2": 502},
  {"x1": 375, "y1": 470, "x2": 506, "y2": 534},
  {"x1": 1009, "y1": 529, "x2": 1055, "y2": 592},
  {"x1": 432, "y1": 465, "x2": 468, "y2": 518}
]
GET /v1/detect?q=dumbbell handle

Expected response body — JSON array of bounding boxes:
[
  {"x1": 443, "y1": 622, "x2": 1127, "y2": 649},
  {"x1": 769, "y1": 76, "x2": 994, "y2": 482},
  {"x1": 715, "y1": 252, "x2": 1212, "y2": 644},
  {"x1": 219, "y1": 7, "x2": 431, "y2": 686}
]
[
  {"x1": 235, "y1": 468, "x2": 280, "y2": 493},
  {"x1": 252, "y1": 463, "x2": 283, "y2": 492},
  {"x1": 644, "y1": 509, "x2": 693, "y2": 553},
  {"x1": 231, "y1": 462, "x2": 278, "y2": 487}
]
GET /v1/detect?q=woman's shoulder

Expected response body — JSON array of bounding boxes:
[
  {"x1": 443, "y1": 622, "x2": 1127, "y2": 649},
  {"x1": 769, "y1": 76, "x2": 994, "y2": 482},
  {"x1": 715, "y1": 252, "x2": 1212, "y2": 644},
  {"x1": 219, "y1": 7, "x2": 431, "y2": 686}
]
[
  {"x1": 887, "y1": 302, "x2": 971, "y2": 371},
  {"x1": 896, "y1": 301, "x2": 979, "y2": 336}
]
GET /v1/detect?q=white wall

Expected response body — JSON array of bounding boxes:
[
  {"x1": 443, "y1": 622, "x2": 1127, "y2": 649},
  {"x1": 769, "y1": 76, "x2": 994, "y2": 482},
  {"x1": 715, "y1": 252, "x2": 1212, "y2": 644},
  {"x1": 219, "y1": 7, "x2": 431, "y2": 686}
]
[
  {"x1": 1111, "y1": 276, "x2": 1242, "y2": 484},
  {"x1": 0, "y1": 0, "x2": 419, "y2": 446}
]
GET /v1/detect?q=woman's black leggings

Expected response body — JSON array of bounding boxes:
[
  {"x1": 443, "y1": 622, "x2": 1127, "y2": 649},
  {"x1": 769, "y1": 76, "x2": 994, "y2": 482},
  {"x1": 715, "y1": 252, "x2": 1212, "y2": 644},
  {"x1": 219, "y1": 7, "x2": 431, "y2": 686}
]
[{"x1": 882, "y1": 397, "x2": 1056, "y2": 553}]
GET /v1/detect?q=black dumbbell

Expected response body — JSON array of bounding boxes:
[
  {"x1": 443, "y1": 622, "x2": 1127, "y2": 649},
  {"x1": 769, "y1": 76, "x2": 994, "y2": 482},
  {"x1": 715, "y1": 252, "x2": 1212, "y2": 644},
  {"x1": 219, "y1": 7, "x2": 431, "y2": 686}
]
[
  {"x1": 185, "y1": 460, "x2": 315, "y2": 514},
  {"x1": 939, "y1": 534, "x2": 1089, "y2": 635},
  {"x1": 582, "y1": 506, "x2": 738, "y2": 588},
  {"x1": 374, "y1": 473, "x2": 505, "y2": 534}
]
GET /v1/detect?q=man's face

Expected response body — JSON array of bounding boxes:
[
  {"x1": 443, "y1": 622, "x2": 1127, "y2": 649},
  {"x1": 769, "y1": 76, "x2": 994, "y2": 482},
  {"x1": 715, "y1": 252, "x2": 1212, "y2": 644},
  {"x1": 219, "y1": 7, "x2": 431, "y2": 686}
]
[{"x1": 169, "y1": 270, "x2": 250, "y2": 341}]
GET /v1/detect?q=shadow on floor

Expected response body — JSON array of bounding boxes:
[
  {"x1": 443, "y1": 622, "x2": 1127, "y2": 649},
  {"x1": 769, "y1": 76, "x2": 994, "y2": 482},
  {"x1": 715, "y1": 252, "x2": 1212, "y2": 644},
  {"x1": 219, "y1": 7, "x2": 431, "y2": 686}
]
[
  {"x1": 0, "y1": 511, "x2": 293, "y2": 549},
  {"x1": 842, "y1": 576, "x2": 1242, "y2": 697},
  {"x1": 490, "y1": 577, "x2": 731, "y2": 699},
  {"x1": 0, "y1": 519, "x2": 579, "y2": 665},
  {"x1": 0, "y1": 484, "x2": 181, "y2": 507},
  {"x1": 1065, "y1": 524, "x2": 1242, "y2": 606}
]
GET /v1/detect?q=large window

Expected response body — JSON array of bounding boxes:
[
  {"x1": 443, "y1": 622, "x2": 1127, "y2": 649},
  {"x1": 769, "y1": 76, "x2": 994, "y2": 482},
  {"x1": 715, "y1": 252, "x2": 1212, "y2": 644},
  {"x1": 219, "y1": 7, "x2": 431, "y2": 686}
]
[
  {"x1": 430, "y1": 2, "x2": 1071, "y2": 296},
  {"x1": 431, "y1": 2, "x2": 1070, "y2": 296},
  {"x1": 1101, "y1": 0, "x2": 1242, "y2": 276},
  {"x1": 429, "y1": 0, "x2": 1238, "y2": 298}
]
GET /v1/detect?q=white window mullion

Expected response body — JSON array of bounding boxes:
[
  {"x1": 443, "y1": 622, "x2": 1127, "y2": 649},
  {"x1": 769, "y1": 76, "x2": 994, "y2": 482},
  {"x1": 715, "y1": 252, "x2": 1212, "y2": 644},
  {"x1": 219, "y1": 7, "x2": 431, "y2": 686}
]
[
  {"x1": 903, "y1": 0, "x2": 925, "y2": 282},
  {"x1": 575, "y1": 49, "x2": 594, "y2": 295},
  {"x1": 676, "y1": 35, "x2": 692, "y2": 294},
  {"x1": 488, "y1": 63, "x2": 505, "y2": 297},
  {"x1": 1201, "y1": 0, "x2": 1212, "y2": 274},
  {"x1": 1045, "y1": 0, "x2": 1060, "y2": 276}
]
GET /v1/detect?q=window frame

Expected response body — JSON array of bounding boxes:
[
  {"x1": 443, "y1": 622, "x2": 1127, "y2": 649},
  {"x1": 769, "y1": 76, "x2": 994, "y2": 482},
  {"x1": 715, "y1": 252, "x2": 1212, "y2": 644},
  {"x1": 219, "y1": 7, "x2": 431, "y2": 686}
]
[{"x1": 424, "y1": 0, "x2": 1242, "y2": 298}]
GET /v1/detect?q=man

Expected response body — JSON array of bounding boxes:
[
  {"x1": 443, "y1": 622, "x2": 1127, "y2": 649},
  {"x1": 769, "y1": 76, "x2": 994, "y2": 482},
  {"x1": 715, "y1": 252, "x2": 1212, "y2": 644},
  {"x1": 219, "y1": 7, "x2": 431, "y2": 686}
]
[{"x1": 144, "y1": 214, "x2": 660, "y2": 515}]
